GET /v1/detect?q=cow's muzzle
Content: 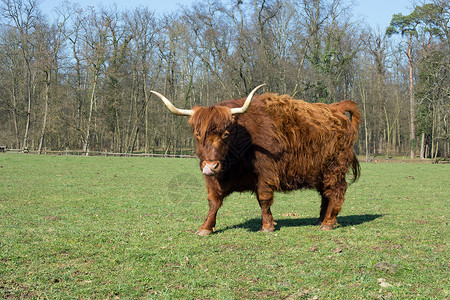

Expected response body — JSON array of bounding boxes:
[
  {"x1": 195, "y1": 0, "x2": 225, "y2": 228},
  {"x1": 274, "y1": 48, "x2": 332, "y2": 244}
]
[{"x1": 202, "y1": 161, "x2": 221, "y2": 176}]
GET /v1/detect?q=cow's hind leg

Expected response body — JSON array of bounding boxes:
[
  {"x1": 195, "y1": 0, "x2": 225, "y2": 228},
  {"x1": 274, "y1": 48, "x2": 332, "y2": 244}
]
[
  {"x1": 318, "y1": 178, "x2": 347, "y2": 230},
  {"x1": 257, "y1": 190, "x2": 276, "y2": 232},
  {"x1": 315, "y1": 193, "x2": 329, "y2": 226},
  {"x1": 197, "y1": 192, "x2": 223, "y2": 236}
]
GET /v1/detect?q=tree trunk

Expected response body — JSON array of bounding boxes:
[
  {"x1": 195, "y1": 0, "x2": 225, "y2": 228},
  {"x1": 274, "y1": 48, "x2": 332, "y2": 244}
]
[
  {"x1": 83, "y1": 75, "x2": 98, "y2": 156},
  {"x1": 407, "y1": 35, "x2": 416, "y2": 159},
  {"x1": 131, "y1": 127, "x2": 139, "y2": 154},
  {"x1": 11, "y1": 84, "x2": 20, "y2": 149},
  {"x1": 143, "y1": 72, "x2": 149, "y2": 153},
  {"x1": 360, "y1": 82, "x2": 369, "y2": 161},
  {"x1": 383, "y1": 105, "x2": 391, "y2": 158},
  {"x1": 419, "y1": 131, "x2": 425, "y2": 159},
  {"x1": 115, "y1": 109, "x2": 121, "y2": 153},
  {"x1": 23, "y1": 70, "x2": 32, "y2": 151},
  {"x1": 430, "y1": 103, "x2": 435, "y2": 160},
  {"x1": 38, "y1": 72, "x2": 51, "y2": 154},
  {"x1": 433, "y1": 142, "x2": 439, "y2": 160}
]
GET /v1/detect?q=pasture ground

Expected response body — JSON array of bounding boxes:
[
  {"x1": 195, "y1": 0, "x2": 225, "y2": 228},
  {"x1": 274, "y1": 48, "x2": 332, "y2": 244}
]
[{"x1": 0, "y1": 154, "x2": 448, "y2": 299}]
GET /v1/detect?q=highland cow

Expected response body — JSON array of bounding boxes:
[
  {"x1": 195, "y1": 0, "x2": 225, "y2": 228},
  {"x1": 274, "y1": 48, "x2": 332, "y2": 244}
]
[{"x1": 151, "y1": 85, "x2": 361, "y2": 235}]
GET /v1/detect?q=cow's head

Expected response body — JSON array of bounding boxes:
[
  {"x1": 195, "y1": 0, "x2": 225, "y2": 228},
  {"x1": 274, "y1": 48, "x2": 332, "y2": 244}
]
[{"x1": 151, "y1": 85, "x2": 265, "y2": 176}]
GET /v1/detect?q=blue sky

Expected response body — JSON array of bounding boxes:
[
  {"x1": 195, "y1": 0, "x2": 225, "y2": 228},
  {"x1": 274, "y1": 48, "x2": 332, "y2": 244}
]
[
  {"x1": 40, "y1": 0, "x2": 414, "y2": 30},
  {"x1": 354, "y1": 0, "x2": 414, "y2": 29}
]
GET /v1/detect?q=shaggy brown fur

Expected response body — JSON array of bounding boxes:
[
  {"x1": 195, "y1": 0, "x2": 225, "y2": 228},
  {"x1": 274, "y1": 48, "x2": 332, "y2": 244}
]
[{"x1": 188, "y1": 92, "x2": 361, "y2": 235}]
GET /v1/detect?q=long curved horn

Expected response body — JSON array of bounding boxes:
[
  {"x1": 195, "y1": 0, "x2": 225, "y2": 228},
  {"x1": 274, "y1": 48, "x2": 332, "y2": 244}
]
[
  {"x1": 150, "y1": 91, "x2": 194, "y2": 116},
  {"x1": 230, "y1": 84, "x2": 266, "y2": 115}
]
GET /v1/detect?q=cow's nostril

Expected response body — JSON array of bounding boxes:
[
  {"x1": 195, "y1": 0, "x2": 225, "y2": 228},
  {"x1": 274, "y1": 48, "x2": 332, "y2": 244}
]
[{"x1": 202, "y1": 161, "x2": 221, "y2": 176}]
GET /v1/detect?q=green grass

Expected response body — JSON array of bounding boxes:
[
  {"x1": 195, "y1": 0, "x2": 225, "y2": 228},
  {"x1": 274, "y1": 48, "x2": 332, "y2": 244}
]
[{"x1": 0, "y1": 154, "x2": 448, "y2": 299}]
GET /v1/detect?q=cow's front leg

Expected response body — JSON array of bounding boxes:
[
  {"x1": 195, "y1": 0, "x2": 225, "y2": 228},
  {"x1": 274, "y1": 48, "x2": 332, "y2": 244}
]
[
  {"x1": 196, "y1": 191, "x2": 223, "y2": 236},
  {"x1": 257, "y1": 190, "x2": 276, "y2": 232}
]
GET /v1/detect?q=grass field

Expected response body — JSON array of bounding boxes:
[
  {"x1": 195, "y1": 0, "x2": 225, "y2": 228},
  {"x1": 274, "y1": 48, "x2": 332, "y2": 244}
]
[{"x1": 0, "y1": 154, "x2": 448, "y2": 299}]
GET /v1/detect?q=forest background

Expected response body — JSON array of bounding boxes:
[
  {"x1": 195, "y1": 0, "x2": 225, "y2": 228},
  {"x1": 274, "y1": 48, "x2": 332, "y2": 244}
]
[{"x1": 0, "y1": 0, "x2": 448, "y2": 160}]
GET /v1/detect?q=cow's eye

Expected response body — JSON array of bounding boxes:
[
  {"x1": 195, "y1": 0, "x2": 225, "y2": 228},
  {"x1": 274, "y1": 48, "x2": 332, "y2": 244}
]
[
  {"x1": 194, "y1": 131, "x2": 201, "y2": 139},
  {"x1": 222, "y1": 131, "x2": 230, "y2": 139}
]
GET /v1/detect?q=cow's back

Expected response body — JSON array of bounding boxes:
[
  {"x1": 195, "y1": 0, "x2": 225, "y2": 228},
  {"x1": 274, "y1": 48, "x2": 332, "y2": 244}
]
[{"x1": 218, "y1": 93, "x2": 358, "y2": 191}]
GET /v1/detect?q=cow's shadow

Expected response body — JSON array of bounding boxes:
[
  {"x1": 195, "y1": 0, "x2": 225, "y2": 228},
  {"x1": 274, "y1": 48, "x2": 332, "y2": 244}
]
[{"x1": 217, "y1": 214, "x2": 383, "y2": 233}]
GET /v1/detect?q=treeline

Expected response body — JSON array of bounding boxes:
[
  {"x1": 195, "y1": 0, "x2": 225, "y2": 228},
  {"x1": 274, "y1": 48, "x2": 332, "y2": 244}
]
[{"x1": 0, "y1": 0, "x2": 448, "y2": 158}]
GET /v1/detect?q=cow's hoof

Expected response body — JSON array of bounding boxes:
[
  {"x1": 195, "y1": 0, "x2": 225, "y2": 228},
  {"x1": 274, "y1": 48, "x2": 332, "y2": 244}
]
[
  {"x1": 315, "y1": 219, "x2": 323, "y2": 226},
  {"x1": 260, "y1": 227, "x2": 275, "y2": 233},
  {"x1": 196, "y1": 229, "x2": 213, "y2": 236},
  {"x1": 319, "y1": 224, "x2": 334, "y2": 231}
]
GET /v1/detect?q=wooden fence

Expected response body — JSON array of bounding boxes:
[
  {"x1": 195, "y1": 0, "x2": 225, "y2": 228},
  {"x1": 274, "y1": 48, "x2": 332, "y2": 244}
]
[{"x1": 2, "y1": 148, "x2": 197, "y2": 158}]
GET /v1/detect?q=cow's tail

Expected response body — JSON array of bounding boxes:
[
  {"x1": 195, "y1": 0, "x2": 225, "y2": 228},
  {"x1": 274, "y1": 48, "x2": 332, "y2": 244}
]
[
  {"x1": 330, "y1": 100, "x2": 361, "y2": 130},
  {"x1": 330, "y1": 100, "x2": 362, "y2": 183},
  {"x1": 350, "y1": 154, "x2": 361, "y2": 183}
]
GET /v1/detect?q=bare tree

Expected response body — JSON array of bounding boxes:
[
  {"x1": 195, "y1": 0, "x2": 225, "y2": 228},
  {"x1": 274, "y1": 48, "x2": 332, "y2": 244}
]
[
  {"x1": 0, "y1": 27, "x2": 23, "y2": 148},
  {"x1": 1, "y1": 0, "x2": 39, "y2": 151},
  {"x1": 34, "y1": 15, "x2": 68, "y2": 153},
  {"x1": 77, "y1": 8, "x2": 109, "y2": 155},
  {"x1": 125, "y1": 8, "x2": 161, "y2": 153},
  {"x1": 387, "y1": 12, "x2": 421, "y2": 159},
  {"x1": 0, "y1": 0, "x2": 446, "y2": 159}
]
